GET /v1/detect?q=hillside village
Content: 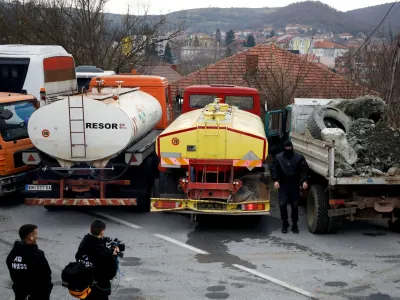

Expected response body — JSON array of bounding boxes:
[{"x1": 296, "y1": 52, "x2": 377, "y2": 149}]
[{"x1": 154, "y1": 24, "x2": 379, "y2": 78}]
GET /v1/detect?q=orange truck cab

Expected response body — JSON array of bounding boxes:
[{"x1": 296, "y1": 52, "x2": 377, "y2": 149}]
[
  {"x1": 181, "y1": 84, "x2": 263, "y2": 116},
  {"x1": 89, "y1": 75, "x2": 173, "y2": 129},
  {"x1": 0, "y1": 93, "x2": 38, "y2": 196}
]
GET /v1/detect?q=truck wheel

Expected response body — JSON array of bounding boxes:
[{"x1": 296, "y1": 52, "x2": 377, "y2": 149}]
[
  {"x1": 307, "y1": 184, "x2": 329, "y2": 234},
  {"x1": 136, "y1": 190, "x2": 151, "y2": 212},
  {"x1": 152, "y1": 178, "x2": 160, "y2": 198},
  {"x1": 159, "y1": 172, "x2": 179, "y2": 194},
  {"x1": 307, "y1": 106, "x2": 351, "y2": 140},
  {"x1": 327, "y1": 216, "x2": 342, "y2": 234},
  {"x1": 388, "y1": 210, "x2": 400, "y2": 233},
  {"x1": 388, "y1": 220, "x2": 400, "y2": 233}
]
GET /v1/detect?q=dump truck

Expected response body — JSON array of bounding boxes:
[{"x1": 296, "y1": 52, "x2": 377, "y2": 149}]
[
  {"x1": 22, "y1": 80, "x2": 171, "y2": 210},
  {"x1": 150, "y1": 98, "x2": 270, "y2": 216},
  {"x1": 0, "y1": 92, "x2": 39, "y2": 196},
  {"x1": 266, "y1": 98, "x2": 400, "y2": 234}
]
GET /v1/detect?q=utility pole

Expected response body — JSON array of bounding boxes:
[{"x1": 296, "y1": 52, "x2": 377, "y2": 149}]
[{"x1": 387, "y1": 33, "x2": 400, "y2": 108}]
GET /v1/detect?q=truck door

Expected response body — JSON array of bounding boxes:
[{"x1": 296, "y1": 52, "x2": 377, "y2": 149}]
[
  {"x1": 0, "y1": 100, "x2": 36, "y2": 173},
  {"x1": 265, "y1": 110, "x2": 283, "y2": 155}
]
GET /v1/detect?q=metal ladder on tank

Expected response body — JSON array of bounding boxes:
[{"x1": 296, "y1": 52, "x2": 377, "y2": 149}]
[{"x1": 68, "y1": 93, "x2": 87, "y2": 159}]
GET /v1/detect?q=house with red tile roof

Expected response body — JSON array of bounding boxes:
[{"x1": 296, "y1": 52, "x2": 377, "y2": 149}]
[
  {"x1": 299, "y1": 54, "x2": 320, "y2": 63},
  {"x1": 170, "y1": 44, "x2": 375, "y2": 111},
  {"x1": 313, "y1": 40, "x2": 348, "y2": 66},
  {"x1": 339, "y1": 33, "x2": 353, "y2": 40},
  {"x1": 145, "y1": 62, "x2": 182, "y2": 83}
]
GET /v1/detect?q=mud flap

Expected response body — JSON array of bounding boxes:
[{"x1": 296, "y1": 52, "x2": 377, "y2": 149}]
[{"x1": 374, "y1": 201, "x2": 394, "y2": 213}]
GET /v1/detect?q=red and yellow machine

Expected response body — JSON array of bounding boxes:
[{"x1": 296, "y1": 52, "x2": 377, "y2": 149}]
[{"x1": 151, "y1": 99, "x2": 270, "y2": 215}]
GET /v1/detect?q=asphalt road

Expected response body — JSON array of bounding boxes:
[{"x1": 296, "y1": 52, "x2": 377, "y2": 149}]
[{"x1": 1, "y1": 196, "x2": 400, "y2": 300}]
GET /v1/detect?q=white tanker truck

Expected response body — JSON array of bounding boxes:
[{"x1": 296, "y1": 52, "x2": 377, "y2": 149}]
[{"x1": 22, "y1": 82, "x2": 164, "y2": 210}]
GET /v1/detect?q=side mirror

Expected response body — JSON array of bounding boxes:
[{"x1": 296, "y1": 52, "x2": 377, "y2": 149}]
[{"x1": 0, "y1": 109, "x2": 13, "y2": 120}]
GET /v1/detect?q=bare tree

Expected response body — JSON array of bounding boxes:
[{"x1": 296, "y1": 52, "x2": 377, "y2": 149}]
[
  {"x1": 336, "y1": 33, "x2": 400, "y2": 127},
  {"x1": 177, "y1": 45, "x2": 226, "y2": 76},
  {"x1": 0, "y1": 0, "x2": 185, "y2": 72}
]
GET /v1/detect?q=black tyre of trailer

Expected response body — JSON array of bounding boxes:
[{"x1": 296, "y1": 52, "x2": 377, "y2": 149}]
[
  {"x1": 151, "y1": 178, "x2": 160, "y2": 198},
  {"x1": 133, "y1": 156, "x2": 156, "y2": 212},
  {"x1": 388, "y1": 209, "x2": 400, "y2": 233},
  {"x1": 159, "y1": 172, "x2": 180, "y2": 195},
  {"x1": 307, "y1": 106, "x2": 352, "y2": 140},
  {"x1": 307, "y1": 184, "x2": 329, "y2": 234},
  {"x1": 327, "y1": 215, "x2": 342, "y2": 234}
]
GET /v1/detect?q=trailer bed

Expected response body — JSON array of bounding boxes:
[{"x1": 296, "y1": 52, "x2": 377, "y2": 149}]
[{"x1": 290, "y1": 132, "x2": 400, "y2": 186}]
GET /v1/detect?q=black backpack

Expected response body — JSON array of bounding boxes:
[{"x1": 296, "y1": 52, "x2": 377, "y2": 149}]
[{"x1": 61, "y1": 259, "x2": 94, "y2": 299}]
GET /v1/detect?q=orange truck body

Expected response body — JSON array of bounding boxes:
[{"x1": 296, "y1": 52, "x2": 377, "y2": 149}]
[{"x1": 0, "y1": 92, "x2": 38, "y2": 196}]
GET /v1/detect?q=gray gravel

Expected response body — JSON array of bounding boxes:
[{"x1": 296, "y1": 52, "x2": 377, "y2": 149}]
[{"x1": 1, "y1": 195, "x2": 400, "y2": 300}]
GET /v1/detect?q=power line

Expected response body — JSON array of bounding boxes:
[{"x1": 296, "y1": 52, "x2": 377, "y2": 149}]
[{"x1": 335, "y1": 0, "x2": 398, "y2": 75}]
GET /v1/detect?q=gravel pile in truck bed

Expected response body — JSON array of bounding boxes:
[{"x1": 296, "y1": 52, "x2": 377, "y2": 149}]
[
  {"x1": 347, "y1": 119, "x2": 400, "y2": 176},
  {"x1": 329, "y1": 95, "x2": 387, "y2": 122}
]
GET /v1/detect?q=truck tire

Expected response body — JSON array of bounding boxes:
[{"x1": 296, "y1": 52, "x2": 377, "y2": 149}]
[
  {"x1": 388, "y1": 220, "x2": 400, "y2": 233},
  {"x1": 152, "y1": 178, "x2": 160, "y2": 198},
  {"x1": 327, "y1": 216, "x2": 342, "y2": 234},
  {"x1": 307, "y1": 184, "x2": 329, "y2": 234},
  {"x1": 388, "y1": 210, "x2": 400, "y2": 233},
  {"x1": 307, "y1": 106, "x2": 352, "y2": 140},
  {"x1": 159, "y1": 172, "x2": 179, "y2": 194}
]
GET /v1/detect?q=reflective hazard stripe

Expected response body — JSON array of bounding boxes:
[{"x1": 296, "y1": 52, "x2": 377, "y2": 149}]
[
  {"x1": 24, "y1": 199, "x2": 137, "y2": 206},
  {"x1": 160, "y1": 157, "x2": 189, "y2": 167},
  {"x1": 233, "y1": 160, "x2": 262, "y2": 167}
]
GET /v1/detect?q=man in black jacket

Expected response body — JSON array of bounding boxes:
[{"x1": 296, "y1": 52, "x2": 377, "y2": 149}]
[
  {"x1": 75, "y1": 220, "x2": 119, "y2": 300},
  {"x1": 6, "y1": 224, "x2": 53, "y2": 300},
  {"x1": 271, "y1": 140, "x2": 309, "y2": 234}
]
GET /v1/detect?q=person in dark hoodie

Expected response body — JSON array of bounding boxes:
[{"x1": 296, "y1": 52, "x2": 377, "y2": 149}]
[
  {"x1": 6, "y1": 224, "x2": 53, "y2": 300},
  {"x1": 75, "y1": 220, "x2": 119, "y2": 300},
  {"x1": 271, "y1": 140, "x2": 309, "y2": 234}
]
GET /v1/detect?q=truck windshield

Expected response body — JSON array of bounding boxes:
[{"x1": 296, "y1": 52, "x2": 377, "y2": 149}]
[
  {"x1": 225, "y1": 95, "x2": 254, "y2": 110},
  {"x1": 0, "y1": 58, "x2": 30, "y2": 93},
  {"x1": 190, "y1": 94, "x2": 217, "y2": 108},
  {"x1": 0, "y1": 100, "x2": 35, "y2": 142}
]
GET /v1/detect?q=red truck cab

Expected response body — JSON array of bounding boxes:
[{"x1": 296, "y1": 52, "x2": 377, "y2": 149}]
[{"x1": 181, "y1": 84, "x2": 261, "y2": 116}]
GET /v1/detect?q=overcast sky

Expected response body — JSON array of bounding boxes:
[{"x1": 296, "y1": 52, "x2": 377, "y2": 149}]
[{"x1": 107, "y1": 0, "x2": 393, "y2": 15}]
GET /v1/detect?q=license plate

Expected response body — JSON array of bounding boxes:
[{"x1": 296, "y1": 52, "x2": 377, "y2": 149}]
[
  {"x1": 197, "y1": 202, "x2": 224, "y2": 210},
  {"x1": 25, "y1": 184, "x2": 52, "y2": 191}
]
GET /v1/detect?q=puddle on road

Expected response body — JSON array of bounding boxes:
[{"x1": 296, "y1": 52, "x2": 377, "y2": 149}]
[
  {"x1": 207, "y1": 285, "x2": 226, "y2": 292},
  {"x1": 362, "y1": 232, "x2": 387, "y2": 237},
  {"x1": 120, "y1": 257, "x2": 142, "y2": 267},
  {"x1": 185, "y1": 214, "x2": 280, "y2": 268},
  {"x1": 205, "y1": 285, "x2": 229, "y2": 299},
  {"x1": 265, "y1": 236, "x2": 357, "y2": 267},
  {"x1": 117, "y1": 287, "x2": 145, "y2": 300},
  {"x1": 205, "y1": 292, "x2": 230, "y2": 299},
  {"x1": 349, "y1": 293, "x2": 395, "y2": 300},
  {"x1": 324, "y1": 281, "x2": 348, "y2": 287}
]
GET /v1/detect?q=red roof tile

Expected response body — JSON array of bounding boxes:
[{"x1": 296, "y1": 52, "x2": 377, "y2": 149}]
[
  {"x1": 170, "y1": 44, "x2": 376, "y2": 108},
  {"x1": 314, "y1": 40, "x2": 347, "y2": 49},
  {"x1": 145, "y1": 63, "x2": 182, "y2": 83}
]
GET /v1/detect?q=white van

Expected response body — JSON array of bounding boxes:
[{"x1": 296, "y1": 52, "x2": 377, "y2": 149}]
[
  {"x1": 0, "y1": 45, "x2": 77, "y2": 107},
  {"x1": 75, "y1": 65, "x2": 116, "y2": 91}
]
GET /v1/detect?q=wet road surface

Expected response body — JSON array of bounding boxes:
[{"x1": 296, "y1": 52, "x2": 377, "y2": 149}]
[{"x1": 1, "y1": 196, "x2": 400, "y2": 300}]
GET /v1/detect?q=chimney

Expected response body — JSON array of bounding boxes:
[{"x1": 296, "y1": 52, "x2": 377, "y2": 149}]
[
  {"x1": 170, "y1": 64, "x2": 178, "y2": 71},
  {"x1": 246, "y1": 54, "x2": 259, "y2": 74}
]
